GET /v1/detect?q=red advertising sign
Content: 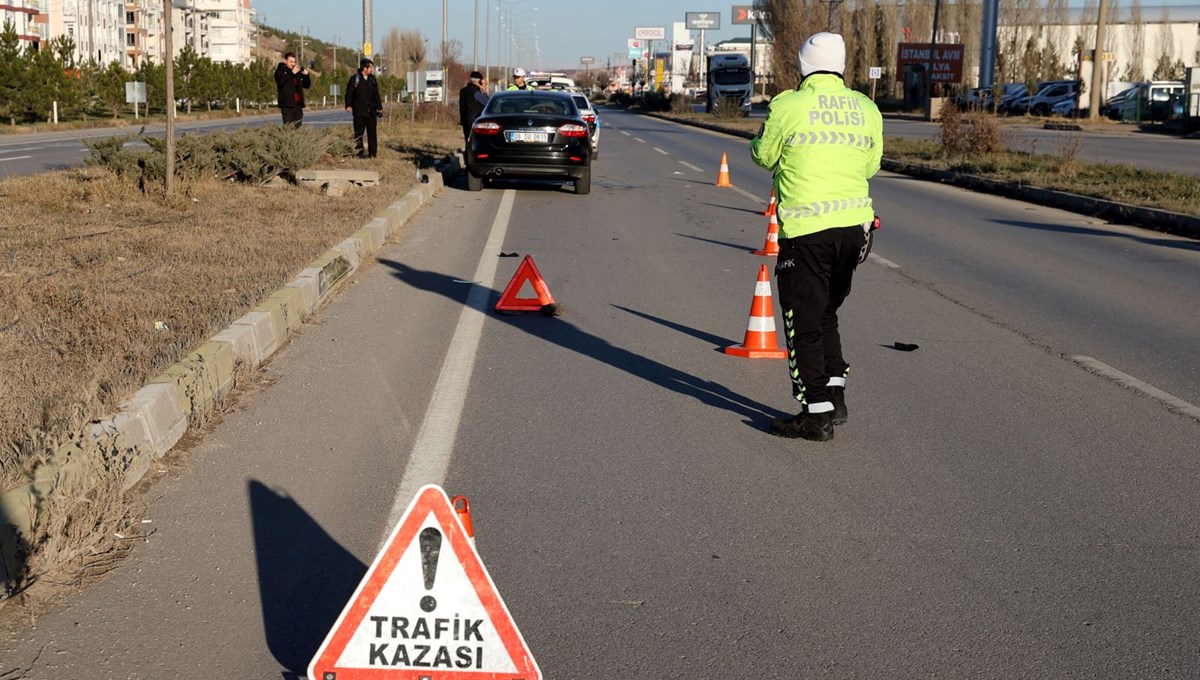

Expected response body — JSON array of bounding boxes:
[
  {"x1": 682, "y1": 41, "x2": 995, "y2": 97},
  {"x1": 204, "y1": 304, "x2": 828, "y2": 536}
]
[{"x1": 895, "y1": 43, "x2": 965, "y2": 83}]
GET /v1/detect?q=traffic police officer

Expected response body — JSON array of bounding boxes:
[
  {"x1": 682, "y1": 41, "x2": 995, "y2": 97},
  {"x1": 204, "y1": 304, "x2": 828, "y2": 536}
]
[{"x1": 750, "y1": 32, "x2": 883, "y2": 441}]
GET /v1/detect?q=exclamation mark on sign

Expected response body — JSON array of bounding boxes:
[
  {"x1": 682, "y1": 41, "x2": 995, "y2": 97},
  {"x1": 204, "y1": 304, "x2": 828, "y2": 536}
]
[{"x1": 419, "y1": 527, "x2": 442, "y2": 612}]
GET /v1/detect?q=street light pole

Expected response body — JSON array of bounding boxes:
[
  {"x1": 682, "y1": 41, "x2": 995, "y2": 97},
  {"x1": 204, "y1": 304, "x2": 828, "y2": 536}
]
[
  {"x1": 1088, "y1": 0, "x2": 1110, "y2": 121},
  {"x1": 300, "y1": 25, "x2": 307, "y2": 64},
  {"x1": 163, "y1": 0, "x2": 175, "y2": 195}
]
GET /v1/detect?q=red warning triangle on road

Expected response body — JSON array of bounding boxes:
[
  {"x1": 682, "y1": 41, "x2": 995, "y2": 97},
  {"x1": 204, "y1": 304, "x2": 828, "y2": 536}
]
[
  {"x1": 308, "y1": 485, "x2": 541, "y2": 680},
  {"x1": 495, "y1": 255, "x2": 556, "y2": 312}
]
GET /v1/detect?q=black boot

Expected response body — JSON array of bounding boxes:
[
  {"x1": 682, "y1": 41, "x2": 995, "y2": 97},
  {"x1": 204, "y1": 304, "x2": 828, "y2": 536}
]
[
  {"x1": 831, "y1": 386, "x2": 848, "y2": 426},
  {"x1": 770, "y1": 411, "x2": 834, "y2": 441}
]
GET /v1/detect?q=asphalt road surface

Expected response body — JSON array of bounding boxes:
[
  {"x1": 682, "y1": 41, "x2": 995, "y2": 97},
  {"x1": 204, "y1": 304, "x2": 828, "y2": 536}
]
[{"x1": 2, "y1": 108, "x2": 1198, "y2": 678}]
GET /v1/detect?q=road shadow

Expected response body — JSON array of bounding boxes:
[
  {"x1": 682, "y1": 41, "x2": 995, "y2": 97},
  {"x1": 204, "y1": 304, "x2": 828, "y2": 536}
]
[
  {"x1": 988, "y1": 218, "x2": 1200, "y2": 252},
  {"x1": 698, "y1": 202, "x2": 764, "y2": 215},
  {"x1": 249, "y1": 480, "x2": 366, "y2": 680},
  {"x1": 674, "y1": 232, "x2": 758, "y2": 254},
  {"x1": 611, "y1": 304, "x2": 734, "y2": 349},
  {"x1": 0, "y1": 506, "x2": 30, "y2": 599},
  {"x1": 380, "y1": 259, "x2": 786, "y2": 427}
]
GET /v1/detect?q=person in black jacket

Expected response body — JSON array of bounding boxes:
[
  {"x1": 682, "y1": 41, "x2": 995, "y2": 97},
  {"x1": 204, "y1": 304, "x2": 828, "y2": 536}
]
[
  {"x1": 458, "y1": 71, "x2": 489, "y2": 144},
  {"x1": 274, "y1": 52, "x2": 311, "y2": 127},
  {"x1": 345, "y1": 59, "x2": 384, "y2": 158}
]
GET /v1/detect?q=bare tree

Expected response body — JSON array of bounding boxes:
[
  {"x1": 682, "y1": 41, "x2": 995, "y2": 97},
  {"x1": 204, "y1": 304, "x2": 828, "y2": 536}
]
[
  {"x1": 759, "y1": 0, "x2": 827, "y2": 92},
  {"x1": 383, "y1": 28, "x2": 426, "y2": 78},
  {"x1": 1151, "y1": 8, "x2": 1184, "y2": 80},
  {"x1": 1122, "y1": 0, "x2": 1145, "y2": 81}
]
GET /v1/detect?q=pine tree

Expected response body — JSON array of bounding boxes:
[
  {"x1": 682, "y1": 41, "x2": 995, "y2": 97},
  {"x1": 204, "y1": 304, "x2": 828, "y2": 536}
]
[{"x1": 0, "y1": 20, "x2": 30, "y2": 125}]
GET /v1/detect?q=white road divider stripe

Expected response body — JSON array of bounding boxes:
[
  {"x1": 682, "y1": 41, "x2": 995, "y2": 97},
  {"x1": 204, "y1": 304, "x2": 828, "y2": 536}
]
[
  {"x1": 634, "y1": 137, "x2": 646, "y2": 143},
  {"x1": 383, "y1": 189, "x2": 517, "y2": 549},
  {"x1": 620, "y1": 131, "x2": 631, "y2": 136},
  {"x1": 0, "y1": 156, "x2": 32, "y2": 163},
  {"x1": 868, "y1": 253, "x2": 901, "y2": 269},
  {"x1": 1070, "y1": 356, "x2": 1200, "y2": 423},
  {"x1": 654, "y1": 147, "x2": 669, "y2": 155},
  {"x1": 729, "y1": 184, "x2": 763, "y2": 204},
  {"x1": 679, "y1": 161, "x2": 704, "y2": 172}
]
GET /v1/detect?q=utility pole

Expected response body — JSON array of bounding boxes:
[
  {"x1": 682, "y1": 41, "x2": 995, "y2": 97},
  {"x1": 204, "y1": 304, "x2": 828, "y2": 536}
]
[
  {"x1": 1088, "y1": 0, "x2": 1110, "y2": 121},
  {"x1": 363, "y1": 0, "x2": 373, "y2": 57},
  {"x1": 473, "y1": 0, "x2": 479, "y2": 71},
  {"x1": 922, "y1": 0, "x2": 944, "y2": 118},
  {"x1": 978, "y1": 0, "x2": 998, "y2": 92},
  {"x1": 442, "y1": 0, "x2": 449, "y2": 79},
  {"x1": 300, "y1": 25, "x2": 307, "y2": 64},
  {"x1": 164, "y1": 0, "x2": 175, "y2": 195},
  {"x1": 485, "y1": 0, "x2": 491, "y2": 86}
]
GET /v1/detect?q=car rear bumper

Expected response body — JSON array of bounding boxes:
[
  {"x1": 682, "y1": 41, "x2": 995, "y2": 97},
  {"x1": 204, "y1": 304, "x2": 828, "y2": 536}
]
[{"x1": 467, "y1": 154, "x2": 589, "y2": 180}]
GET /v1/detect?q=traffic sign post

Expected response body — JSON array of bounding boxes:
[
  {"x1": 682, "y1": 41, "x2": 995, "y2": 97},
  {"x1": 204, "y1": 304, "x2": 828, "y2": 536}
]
[
  {"x1": 308, "y1": 485, "x2": 541, "y2": 679},
  {"x1": 869, "y1": 66, "x2": 882, "y2": 100}
]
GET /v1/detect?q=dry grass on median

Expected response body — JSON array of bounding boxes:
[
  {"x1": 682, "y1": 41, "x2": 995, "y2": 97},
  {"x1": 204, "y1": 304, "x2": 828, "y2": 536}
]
[
  {"x1": 884, "y1": 136, "x2": 1200, "y2": 217},
  {"x1": 0, "y1": 116, "x2": 461, "y2": 495}
]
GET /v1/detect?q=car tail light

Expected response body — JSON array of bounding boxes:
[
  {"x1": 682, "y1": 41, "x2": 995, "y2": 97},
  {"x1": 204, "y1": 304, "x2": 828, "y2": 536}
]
[
  {"x1": 557, "y1": 123, "x2": 588, "y2": 138},
  {"x1": 472, "y1": 121, "x2": 502, "y2": 135},
  {"x1": 569, "y1": 156, "x2": 584, "y2": 162},
  {"x1": 582, "y1": 114, "x2": 596, "y2": 124},
  {"x1": 476, "y1": 153, "x2": 489, "y2": 159}
]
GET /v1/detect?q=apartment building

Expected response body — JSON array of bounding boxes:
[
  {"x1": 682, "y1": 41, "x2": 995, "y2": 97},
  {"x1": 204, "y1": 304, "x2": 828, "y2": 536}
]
[
  {"x1": 14, "y1": 0, "x2": 253, "y2": 69},
  {"x1": 193, "y1": 0, "x2": 254, "y2": 66},
  {"x1": 1, "y1": 0, "x2": 47, "y2": 50},
  {"x1": 46, "y1": 0, "x2": 126, "y2": 65}
]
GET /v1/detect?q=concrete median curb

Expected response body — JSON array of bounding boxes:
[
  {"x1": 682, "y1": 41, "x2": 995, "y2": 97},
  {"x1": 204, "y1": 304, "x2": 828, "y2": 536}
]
[
  {"x1": 636, "y1": 109, "x2": 1200, "y2": 239},
  {"x1": 0, "y1": 156, "x2": 462, "y2": 596}
]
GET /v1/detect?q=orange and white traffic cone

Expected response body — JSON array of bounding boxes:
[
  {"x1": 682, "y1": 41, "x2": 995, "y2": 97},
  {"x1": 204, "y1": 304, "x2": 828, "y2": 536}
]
[
  {"x1": 451, "y1": 495, "x2": 475, "y2": 546},
  {"x1": 716, "y1": 153, "x2": 732, "y2": 187},
  {"x1": 753, "y1": 212, "x2": 781, "y2": 256},
  {"x1": 725, "y1": 264, "x2": 788, "y2": 359},
  {"x1": 761, "y1": 188, "x2": 777, "y2": 216}
]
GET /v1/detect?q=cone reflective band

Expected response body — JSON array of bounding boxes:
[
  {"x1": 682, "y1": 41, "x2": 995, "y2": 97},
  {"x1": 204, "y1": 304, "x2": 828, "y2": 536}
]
[
  {"x1": 716, "y1": 153, "x2": 732, "y2": 187},
  {"x1": 452, "y1": 494, "x2": 476, "y2": 546},
  {"x1": 753, "y1": 212, "x2": 780, "y2": 256},
  {"x1": 725, "y1": 265, "x2": 788, "y2": 359},
  {"x1": 762, "y1": 189, "x2": 777, "y2": 216}
]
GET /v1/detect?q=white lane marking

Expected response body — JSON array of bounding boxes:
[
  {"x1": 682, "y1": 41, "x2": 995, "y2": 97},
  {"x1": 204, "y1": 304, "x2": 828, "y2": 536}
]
[
  {"x1": 620, "y1": 130, "x2": 631, "y2": 136},
  {"x1": 679, "y1": 161, "x2": 704, "y2": 172},
  {"x1": 0, "y1": 156, "x2": 32, "y2": 163},
  {"x1": 653, "y1": 147, "x2": 669, "y2": 155},
  {"x1": 382, "y1": 189, "x2": 517, "y2": 547},
  {"x1": 868, "y1": 253, "x2": 901, "y2": 269},
  {"x1": 634, "y1": 137, "x2": 646, "y2": 143},
  {"x1": 0, "y1": 146, "x2": 42, "y2": 154},
  {"x1": 729, "y1": 184, "x2": 763, "y2": 204},
  {"x1": 1070, "y1": 355, "x2": 1200, "y2": 423}
]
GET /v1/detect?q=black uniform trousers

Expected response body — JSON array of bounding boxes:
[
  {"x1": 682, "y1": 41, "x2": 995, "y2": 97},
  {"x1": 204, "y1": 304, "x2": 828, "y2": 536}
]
[
  {"x1": 353, "y1": 115, "x2": 378, "y2": 158},
  {"x1": 775, "y1": 224, "x2": 866, "y2": 409},
  {"x1": 280, "y1": 106, "x2": 303, "y2": 127}
]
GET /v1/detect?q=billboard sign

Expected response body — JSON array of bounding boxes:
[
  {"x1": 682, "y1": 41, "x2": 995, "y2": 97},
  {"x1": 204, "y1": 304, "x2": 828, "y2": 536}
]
[
  {"x1": 731, "y1": 5, "x2": 771, "y2": 25},
  {"x1": 634, "y1": 26, "x2": 667, "y2": 40},
  {"x1": 895, "y1": 43, "x2": 965, "y2": 82},
  {"x1": 685, "y1": 12, "x2": 721, "y2": 30},
  {"x1": 580, "y1": 56, "x2": 596, "y2": 64}
]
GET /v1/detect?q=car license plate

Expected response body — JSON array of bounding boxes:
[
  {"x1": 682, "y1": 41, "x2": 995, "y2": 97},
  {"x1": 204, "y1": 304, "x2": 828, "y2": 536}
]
[{"x1": 508, "y1": 131, "x2": 548, "y2": 143}]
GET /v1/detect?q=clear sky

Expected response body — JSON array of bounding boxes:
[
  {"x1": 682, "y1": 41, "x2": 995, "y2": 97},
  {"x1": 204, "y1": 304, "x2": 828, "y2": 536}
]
[{"x1": 251, "y1": 0, "x2": 758, "y2": 71}]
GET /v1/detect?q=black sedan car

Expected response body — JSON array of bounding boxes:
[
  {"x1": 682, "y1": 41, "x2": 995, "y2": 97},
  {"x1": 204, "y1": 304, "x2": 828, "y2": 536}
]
[{"x1": 466, "y1": 90, "x2": 593, "y2": 194}]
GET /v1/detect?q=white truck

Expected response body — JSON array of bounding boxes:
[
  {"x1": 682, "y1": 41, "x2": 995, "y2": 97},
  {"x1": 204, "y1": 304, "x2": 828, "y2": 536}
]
[
  {"x1": 424, "y1": 70, "x2": 445, "y2": 102},
  {"x1": 706, "y1": 53, "x2": 752, "y2": 114}
]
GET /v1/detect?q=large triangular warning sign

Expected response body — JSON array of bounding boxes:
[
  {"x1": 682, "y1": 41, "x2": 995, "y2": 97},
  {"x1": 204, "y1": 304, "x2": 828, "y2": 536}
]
[
  {"x1": 495, "y1": 255, "x2": 556, "y2": 312},
  {"x1": 308, "y1": 485, "x2": 541, "y2": 680}
]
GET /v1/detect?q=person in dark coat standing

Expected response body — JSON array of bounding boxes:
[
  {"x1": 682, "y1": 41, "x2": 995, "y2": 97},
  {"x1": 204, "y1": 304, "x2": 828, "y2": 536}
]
[
  {"x1": 345, "y1": 58, "x2": 383, "y2": 158},
  {"x1": 458, "y1": 71, "x2": 489, "y2": 144},
  {"x1": 274, "y1": 52, "x2": 311, "y2": 127}
]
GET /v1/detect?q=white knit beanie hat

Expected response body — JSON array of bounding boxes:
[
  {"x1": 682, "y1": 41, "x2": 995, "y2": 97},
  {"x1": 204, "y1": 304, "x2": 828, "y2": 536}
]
[{"x1": 797, "y1": 32, "x2": 846, "y2": 76}]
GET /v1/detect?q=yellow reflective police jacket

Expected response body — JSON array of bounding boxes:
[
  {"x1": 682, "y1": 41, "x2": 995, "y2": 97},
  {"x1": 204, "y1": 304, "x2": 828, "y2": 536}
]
[{"x1": 750, "y1": 74, "x2": 883, "y2": 238}]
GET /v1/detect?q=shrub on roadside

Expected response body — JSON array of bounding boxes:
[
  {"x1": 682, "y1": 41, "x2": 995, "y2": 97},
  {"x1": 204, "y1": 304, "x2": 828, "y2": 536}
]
[
  {"x1": 84, "y1": 125, "x2": 357, "y2": 185},
  {"x1": 939, "y1": 102, "x2": 1006, "y2": 156}
]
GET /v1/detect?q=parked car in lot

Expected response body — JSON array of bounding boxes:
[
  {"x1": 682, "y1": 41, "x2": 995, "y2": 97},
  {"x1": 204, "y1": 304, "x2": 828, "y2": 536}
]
[
  {"x1": 994, "y1": 83, "x2": 1030, "y2": 113},
  {"x1": 1121, "y1": 81, "x2": 1186, "y2": 123},
  {"x1": 1011, "y1": 80, "x2": 1078, "y2": 116},
  {"x1": 1050, "y1": 98, "x2": 1077, "y2": 117},
  {"x1": 465, "y1": 90, "x2": 593, "y2": 194},
  {"x1": 1102, "y1": 86, "x2": 1138, "y2": 119},
  {"x1": 571, "y1": 93, "x2": 601, "y2": 157}
]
